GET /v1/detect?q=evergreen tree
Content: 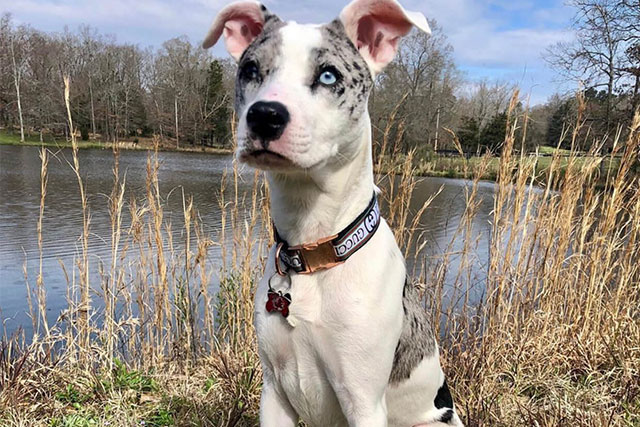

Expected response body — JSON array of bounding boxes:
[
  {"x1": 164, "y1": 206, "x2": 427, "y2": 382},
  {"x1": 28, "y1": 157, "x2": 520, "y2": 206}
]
[
  {"x1": 204, "y1": 60, "x2": 230, "y2": 146},
  {"x1": 457, "y1": 116, "x2": 480, "y2": 153},
  {"x1": 479, "y1": 112, "x2": 508, "y2": 153},
  {"x1": 547, "y1": 100, "x2": 573, "y2": 148}
]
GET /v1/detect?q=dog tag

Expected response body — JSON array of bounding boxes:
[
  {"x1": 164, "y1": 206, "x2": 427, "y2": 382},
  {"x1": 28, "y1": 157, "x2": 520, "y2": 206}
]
[{"x1": 266, "y1": 290, "x2": 292, "y2": 318}]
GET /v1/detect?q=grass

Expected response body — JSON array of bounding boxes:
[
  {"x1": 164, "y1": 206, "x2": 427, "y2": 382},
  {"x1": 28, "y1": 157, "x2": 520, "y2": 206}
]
[
  {"x1": 1, "y1": 91, "x2": 639, "y2": 426},
  {"x1": 377, "y1": 148, "x2": 623, "y2": 184},
  {"x1": 0, "y1": 129, "x2": 104, "y2": 150},
  {"x1": 0, "y1": 129, "x2": 232, "y2": 155}
]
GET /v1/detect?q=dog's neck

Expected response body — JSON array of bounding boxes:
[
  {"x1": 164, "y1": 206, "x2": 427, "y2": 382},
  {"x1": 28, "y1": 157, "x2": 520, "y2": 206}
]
[{"x1": 267, "y1": 129, "x2": 375, "y2": 246}]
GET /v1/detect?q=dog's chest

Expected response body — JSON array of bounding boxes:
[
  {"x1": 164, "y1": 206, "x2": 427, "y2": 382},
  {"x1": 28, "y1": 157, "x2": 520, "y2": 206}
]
[
  {"x1": 254, "y1": 229, "x2": 406, "y2": 425},
  {"x1": 255, "y1": 275, "x2": 350, "y2": 425}
]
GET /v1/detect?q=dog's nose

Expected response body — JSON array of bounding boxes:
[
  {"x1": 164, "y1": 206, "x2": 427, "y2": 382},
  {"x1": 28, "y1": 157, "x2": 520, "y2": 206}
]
[{"x1": 246, "y1": 101, "x2": 290, "y2": 142}]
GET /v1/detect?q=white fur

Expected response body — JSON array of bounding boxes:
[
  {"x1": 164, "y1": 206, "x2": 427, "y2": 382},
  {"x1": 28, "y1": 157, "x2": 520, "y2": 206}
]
[
  {"x1": 236, "y1": 22, "x2": 365, "y2": 172},
  {"x1": 254, "y1": 128, "x2": 462, "y2": 426},
  {"x1": 203, "y1": 2, "x2": 462, "y2": 426}
]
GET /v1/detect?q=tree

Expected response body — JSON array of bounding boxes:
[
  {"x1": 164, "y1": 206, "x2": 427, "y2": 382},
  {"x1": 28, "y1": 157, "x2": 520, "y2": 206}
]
[
  {"x1": 371, "y1": 20, "x2": 461, "y2": 151},
  {"x1": 479, "y1": 112, "x2": 508, "y2": 154},
  {"x1": 618, "y1": 0, "x2": 640, "y2": 112},
  {"x1": 6, "y1": 19, "x2": 30, "y2": 142},
  {"x1": 546, "y1": 0, "x2": 627, "y2": 130},
  {"x1": 455, "y1": 80, "x2": 516, "y2": 129},
  {"x1": 547, "y1": 99, "x2": 575, "y2": 148},
  {"x1": 151, "y1": 37, "x2": 211, "y2": 148},
  {"x1": 202, "y1": 60, "x2": 230, "y2": 146},
  {"x1": 0, "y1": 14, "x2": 13, "y2": 128},
  {"x1": 622, "y1": 43, "x2": 640, "y2": 114},
  {"x1": 457, "y1": 116, "x2": 481, "y2": 153}
]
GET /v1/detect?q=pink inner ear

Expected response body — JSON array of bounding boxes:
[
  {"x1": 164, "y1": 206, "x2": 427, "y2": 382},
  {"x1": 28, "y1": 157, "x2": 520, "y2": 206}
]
[
  {"x1": 223, "y1": 19, "x2": 263, "y2": 59},
  {"x1": 356, "y1": 13, "x2": 412, "y2": 67},
  {"x1": 202, "y1": 2, "x2": 265, "y2": 59}
]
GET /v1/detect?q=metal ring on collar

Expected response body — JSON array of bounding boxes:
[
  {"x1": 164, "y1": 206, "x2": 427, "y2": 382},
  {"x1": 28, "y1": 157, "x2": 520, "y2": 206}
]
[{"x1": 275, "y1": 242, "x2": 288, "y2": 277}]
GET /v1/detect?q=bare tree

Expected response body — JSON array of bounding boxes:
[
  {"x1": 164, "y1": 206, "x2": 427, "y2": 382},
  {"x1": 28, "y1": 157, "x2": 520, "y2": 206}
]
[
  {"x1": 8, "y1": 23, "x2": 29, "y2": 142},
  {"x1": 0, "y1": 14, "x2": 13, "y2": 128},
  {"x1": 618, "y1": 0, "x2": 640, "y2": 113},
  {"x1": 372, "y1": 20, "x2": 461, "y2": 151},
  {"x1": 456, "y1": 80, "x2": 516, "y2": 128},
  {"x1": 546, "y1": 0, "x2": 627, "y2": 128},
  {"x1": 0, "y1": 20, "x2": 233, "y2": 149}
]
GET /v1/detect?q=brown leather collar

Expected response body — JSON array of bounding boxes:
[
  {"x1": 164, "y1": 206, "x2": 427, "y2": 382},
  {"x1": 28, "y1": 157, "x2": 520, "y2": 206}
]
[{"x1": 274, "y1": 194, "x2": 380, "y2": 275}]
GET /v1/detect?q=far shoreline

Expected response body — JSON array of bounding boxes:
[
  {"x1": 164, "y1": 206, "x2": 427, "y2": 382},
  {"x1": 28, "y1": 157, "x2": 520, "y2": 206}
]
[{"x1": 0, "y1": 137, "x2": 233, "y2": 156}]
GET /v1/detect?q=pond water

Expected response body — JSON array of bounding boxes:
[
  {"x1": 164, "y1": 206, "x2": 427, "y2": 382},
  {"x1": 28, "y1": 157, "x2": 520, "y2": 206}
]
[{"x1": 0, "y1": 144, "x2": 496, "y2": 338}]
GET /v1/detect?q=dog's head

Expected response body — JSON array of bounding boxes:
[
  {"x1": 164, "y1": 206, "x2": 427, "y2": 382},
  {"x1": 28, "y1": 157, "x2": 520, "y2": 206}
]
[{"x1": 203, "y1": 0, "x2": 430, "y2": 172}]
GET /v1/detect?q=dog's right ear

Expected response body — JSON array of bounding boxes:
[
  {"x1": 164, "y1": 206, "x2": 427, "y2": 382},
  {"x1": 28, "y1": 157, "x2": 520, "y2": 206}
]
[
  {"x1": 202, "y1": 1, "x2": 269, "y2": 61},
  {"x1": 339, "y1": 0, "x2": 431, "y2": 75}
]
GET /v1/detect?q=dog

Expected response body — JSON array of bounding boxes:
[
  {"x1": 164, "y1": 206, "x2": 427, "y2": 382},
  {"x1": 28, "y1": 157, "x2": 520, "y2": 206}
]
[{"x1": 203, "y1": 1, "x2": 463, "y2": 425}]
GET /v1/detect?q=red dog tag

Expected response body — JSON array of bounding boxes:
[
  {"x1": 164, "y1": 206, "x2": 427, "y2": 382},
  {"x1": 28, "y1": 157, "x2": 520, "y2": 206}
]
[{"x1": 266, "y1": 290, "x2": 291, "y2": 318}]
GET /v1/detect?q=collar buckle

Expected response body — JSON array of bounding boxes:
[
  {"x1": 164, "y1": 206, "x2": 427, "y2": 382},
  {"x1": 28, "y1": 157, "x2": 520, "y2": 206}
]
[{"x1": 289, "y1": 235, "x2": 340, "y2": 275}]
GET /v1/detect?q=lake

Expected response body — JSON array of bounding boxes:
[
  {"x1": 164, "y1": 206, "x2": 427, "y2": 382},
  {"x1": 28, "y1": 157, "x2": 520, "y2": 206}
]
[{"x1": 0, "y1": 144, "x2": 495, "y2": 338}]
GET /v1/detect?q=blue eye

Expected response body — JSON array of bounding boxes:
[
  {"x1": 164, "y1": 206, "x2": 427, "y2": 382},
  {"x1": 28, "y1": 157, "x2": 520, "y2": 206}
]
[{"x1": 318, "y1": 69, "x2": 338, "y2": 86}]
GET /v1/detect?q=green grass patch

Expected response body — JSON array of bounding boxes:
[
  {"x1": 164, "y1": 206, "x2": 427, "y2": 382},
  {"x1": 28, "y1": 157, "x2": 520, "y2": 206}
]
[
  {"x1": 0, "y1": 130, "x2": 104, "y2": 150},
  {"x1": 56, "y1": 385, "x2": 90, "y2": 406},
  {"x1": 380, "y1": 151, "x2": 622, "y2": 186},
  {"x1": 143, "y1": 407, "x2": 175, "y2": 427},
  {"x1": 49, "y1": 412, "x2": 99, "y2": 427},
  {"x1": 103, "y1": 360, "x2": 158, "y2": 393},
  {"x1": 0, "y1": 130, "x2": 233, "y2": 154},
  {"x1": 538, "y1": 145, "x2": 573, "y2": 155}
]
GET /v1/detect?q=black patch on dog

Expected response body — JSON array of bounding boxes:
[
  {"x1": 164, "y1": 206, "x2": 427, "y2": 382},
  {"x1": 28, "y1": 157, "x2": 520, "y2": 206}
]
[
  {"x1": 235, "y1": 8, "x2": 284, "y2": 111},
  {"x1": 389, "y1": 280, "x2": 437, "y2": 384},
  {"x1": 312, "y1": 20, "x2": 373, "y2": 121},
  {"x1": 434, "y1": 380, "x2": 454, "y2": 409},
  {"x1": 439, "y1": 409, "x2": 454, "y2": 423}
]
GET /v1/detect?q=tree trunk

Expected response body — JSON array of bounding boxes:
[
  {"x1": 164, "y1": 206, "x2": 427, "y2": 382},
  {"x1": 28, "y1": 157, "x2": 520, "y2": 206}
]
[
  {"x1": 633, "y1": 74, "x2": 640, "y2": 114},
  {"x1": 89, "y1": 78, "x2": 96, "y2": 139},
  {"x1": 124, "y1": 89, "x2": 130, "y2": 138},
  {"x1": 606, "y1": 56, "x2": 615, "y2": 131},
  {"x1": 10, "y1": 37, "x2": 25, "y2": 143},
  {"x1": 434, "y1": 104, "x2": 441, "y2": 151},
  {"x1": 154, "y1": 99, "x2": 164, "y2": 140},
  {"x1": 14, "y1": 78, "x2": 24, "y2": 143},
  {"x1": 174, "y1": 95, "x2": 179, "y2": 149}
]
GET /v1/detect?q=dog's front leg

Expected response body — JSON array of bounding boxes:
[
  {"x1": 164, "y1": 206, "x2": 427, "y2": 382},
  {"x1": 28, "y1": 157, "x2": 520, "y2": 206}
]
[
  {"x1": 340, "y1": 397, "x2": 388, "y2": 427},
  {"x1": 322, "y1": 330, "x2": 398, "y2": 427},
  {"x1": 260, "y1": 380, "x2": 299, "y2": 427}
]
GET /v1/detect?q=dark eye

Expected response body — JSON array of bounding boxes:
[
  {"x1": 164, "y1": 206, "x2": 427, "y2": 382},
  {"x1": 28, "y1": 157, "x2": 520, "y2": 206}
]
[
  {"x1": 240, "y1": 61, "x2": 260, "y2": 81},
  {"x1": 317, "y1": 66, "x2": 340, "y2": 86}
]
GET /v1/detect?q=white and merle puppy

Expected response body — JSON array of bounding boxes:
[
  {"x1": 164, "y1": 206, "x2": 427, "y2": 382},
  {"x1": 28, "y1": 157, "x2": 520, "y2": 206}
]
[{"x1": 203, "y1": 1, "x2": 463, "y2": 426}]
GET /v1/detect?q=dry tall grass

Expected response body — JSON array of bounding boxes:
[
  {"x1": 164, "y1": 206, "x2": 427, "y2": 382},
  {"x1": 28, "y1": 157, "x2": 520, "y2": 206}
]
[{"x1": 1, "y1": 91, "x2": 639, "y2": 426}]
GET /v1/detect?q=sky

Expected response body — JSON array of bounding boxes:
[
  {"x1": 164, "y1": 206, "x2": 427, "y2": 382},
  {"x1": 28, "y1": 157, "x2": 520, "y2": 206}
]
[{"x1": 1, "y1": 0, "x2": 577, "y2": 105}]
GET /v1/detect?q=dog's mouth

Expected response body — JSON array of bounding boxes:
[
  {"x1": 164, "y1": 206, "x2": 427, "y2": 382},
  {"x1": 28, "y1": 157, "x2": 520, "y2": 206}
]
[{"x1": 239, "y1": 149, "x2": 296, "y2": 170}]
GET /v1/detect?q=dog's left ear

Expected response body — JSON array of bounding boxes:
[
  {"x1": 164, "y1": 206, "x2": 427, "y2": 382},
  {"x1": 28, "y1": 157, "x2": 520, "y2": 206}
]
[
  {"x1": 339, "y1": 0, "x2": 431, "y2": 75},
  {"x1": 202, "y1": 1, "x2": 273, "y2": 61}
]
